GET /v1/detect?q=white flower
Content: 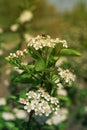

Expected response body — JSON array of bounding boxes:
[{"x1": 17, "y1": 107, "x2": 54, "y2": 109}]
[
  {"x1": 41, "y1": 92, "x2": 50, "y2": 101},
  {"x1": 50, "y1": 97, "x2": 59, "y2": 104},
  {"x1": 0, "y1": 98, "x2": 6, "y2": 106},
  {"x1": 58, "y1": 68, "x2": 75, "y2": 84},
  {"x1": 10, "y1": 24, "x2": 19, "y2": 32},
  {"x1": 19, "y1": 10, "x2": 33, "y2": 23},
  {"x1": 34, "y1": 103, "x2": 42, "y2": 113},
  {"x1": 24, "y1": 103, "x2": 34, "y2": 112},
  {"x1": 2, "y1": 112, "x2": 15, "y2": 121},
  {"x1": 54, "y1": 78, "x2": 64, "y2": 89},
  {"x1": 13, "y1": 109, "x2": 27, "y2": 119},
  {"x1": 26, "y1": 91, "x2": 37, "y2": 99},
  {"x1": 20, "y1": 88, "x2": 59, "y2": 116},
  {"x1": 57, "y1": 83, "x2": 64, "y2": 89},
  {"x1": 16, "y1": 50, "x2": 23, "y2": 56},
  {"x1": 54, "y1": 79, "x2": 60, "y2": 84},
  {"x1": 55, "y1": 39, "x2": 68, "y2": 48},
  {"x1": 46, "y1": 108, "x2": 68, "y2": 125},
  {"x1": 19, "y1": 98, "x2": 27, "y2": 104},
  {"x1": 10, "y1": 53, "x2": 17, "y2": 58},
  {"x1": 62, "y1": 40, "x2": 68, "y2": 48},
  {"x1": 27, "y1": 35, "x2": 68, "y2": 50},
  {"x1": 14, "y1": 67, "x2": 23, "y2": 74},
  {"x1": 46, "y1": 118, "x2": 53, "y2": 125},
  {"x1": 55, "y1": 57, "x2": 67, "y2": 67},
  {"x1": 44, "y1": 107, "x2": 51, "y2": 116},
  {"x1": 9, "y1": 48, "x2": 28, "y2": 59},
  {"x1": 23, "y1": 49, "x2": 28, "y2": 54},
  {"x1": 57, "y1": 89, "x2": 67, "y2": 96}
]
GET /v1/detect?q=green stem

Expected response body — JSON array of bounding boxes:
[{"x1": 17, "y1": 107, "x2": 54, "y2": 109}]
[{"x1": 46, "y1": 48, "x2": 53, "y2": 66}]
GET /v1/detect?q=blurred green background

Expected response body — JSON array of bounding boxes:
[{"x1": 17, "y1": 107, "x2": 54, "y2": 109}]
[{"x1": 0, "y1": 0, "x2": 87, "y2": 130}]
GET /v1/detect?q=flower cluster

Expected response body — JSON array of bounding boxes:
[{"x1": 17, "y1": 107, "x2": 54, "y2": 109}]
[
  {"x1": 2, "y1": 109, "x2": 28, "y2": 121},
  {"x1": 27, "y1": 35, "x2": 68, "y2": 50},
  {"x1": 19, "y1": 88, "x2": 59, "y2": 116},
  {"x1": 46, "y1": 108, "x2": 68, "y2": 125},
  {"x1": 13, "y1": 109, "x2": 28, "y2": 120},
  {"x1": 0, "y1": 97, "x2": 6, "y2": 106},
  {"x1": 10, "y1": 24, "x2": 19, "y2": 32},
  {"x1": 57, "y1": 88, "x2": 67, "y2": 96},
  {"x1": 8, "y1": 49, "x2": 28, "y2": 59},
  {"x1": 2, "y1": 112, "x2": 15, "y2": 121},
  {"x1": 19, "y1": 10, "x2": 33, "y2": 23},
  {"x1": 58, "y1": 67, "x2": 75, "y2": 84}
]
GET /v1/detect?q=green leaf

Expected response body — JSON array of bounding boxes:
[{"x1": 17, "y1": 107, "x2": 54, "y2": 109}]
[
  {"x1": 53, "y1": 56, "x2": 59, "y2": 61},
  {"x1": 58, "y1": 95, "x2": 70, "y2": 101},
  {"x1": 28, "y1": 47, "x2": 41, "y2": 59},
  {"x1": 19, "y1": 90, "x2": 26, "y2": 98},
  {"x1": 60, "y1": 48, "x2": 81, "y2": 56},
  {"x1": 57, "y1": 95, "x2": 71, "y2": 106},
  {"x1": 58, "y1": 122, "x2": 67, "y2": 130},
  {"x1": 35, "y1": 58, "x2": 46, "y2": 71},
  {"x1": 14, "y1": 72, "x2": 32, "y2": 83},
  {"x1": 5, "y1": 56, "x2": 10, "y2": 61},
  {"x1": 10, "y1": 95, "x2": 17, "y2": 100},
  {"x1": 43, "y1": 125, "x2": 54, "y2": 130},
  {"x1": 53, "y1": 43, "x2": 63, "y2": 56},
  {"x1": 27, "y1": 64, "x2": 35, "y2": 70},
  {"x1": 52, "y1": 74, "x2": 59, "y2": 81},
  {"x1": 6, "y1": 122, "x2": 15, "y2": 129},
  {"x1": 46, "y1": 48, "x2": 53, "y2": 66}
]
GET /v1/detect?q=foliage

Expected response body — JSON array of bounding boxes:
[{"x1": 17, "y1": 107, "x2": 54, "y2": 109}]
[{"x1": 0, "y1": 1, "x2": 87, "y2": 130}]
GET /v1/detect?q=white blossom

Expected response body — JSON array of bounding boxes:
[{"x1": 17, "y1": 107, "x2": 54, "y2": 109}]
[
  {"x1": 19, "y1": 98, "x2": 27, "y2": 104},
  {"x1": 27, "y1": 35, "x2": 68, "y2": 50},
  {"x1": 62, "y1": 40, "x2": 68, "y2": 48},
  {"x1": 26, "y1": 91, "x2": 37, "y2": 99},
  {"x1": 19, "y1": 88, "x2": 59, "y2": 116},
  {"x1": 54, "y1": 79, "x2": 60, "y2": 84},
  {"x1": 13, "y1": 109, "x2": 27, "y2": 119},
  {"x1": 57, "y1": 89, "x2": 67, "y2": 96},
  {"x1": 46, "y1": 108, "x2": 68, "y2": 125},
  {"x1": 56, "y1": 83, "x2": 64, "y2": 89},
  {"x1": 0, "y1": 98, "x2": 6, "y2": 106},
  {"x1": 14, "y1": 67, "x2": 23, "y2": 74},
  {"x1": 19, "y1": 10, "x2": 33, "y2": 23},
  {"x1": 10, "y1": 24, "x2": 19, "y2": 32},
  {"x1": 58, "y1": 67, "x2": 75, "y2": 84},
  {"x1": 9, "y1": 49, "x2": 28, "y2": 59},
  {"x1": 2, "y1": 112, "x2": 15, "y2": 121},
  {"x1": 55, "y1": 57, "x2": 67, "y2": 67}
]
